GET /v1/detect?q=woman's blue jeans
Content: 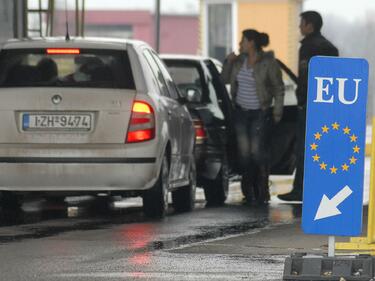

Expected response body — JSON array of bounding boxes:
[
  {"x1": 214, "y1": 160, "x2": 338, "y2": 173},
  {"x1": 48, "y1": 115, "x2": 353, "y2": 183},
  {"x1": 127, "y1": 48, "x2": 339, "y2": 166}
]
[{"x1": 234, "y1": 107, "x2": 270, "y2": 202}]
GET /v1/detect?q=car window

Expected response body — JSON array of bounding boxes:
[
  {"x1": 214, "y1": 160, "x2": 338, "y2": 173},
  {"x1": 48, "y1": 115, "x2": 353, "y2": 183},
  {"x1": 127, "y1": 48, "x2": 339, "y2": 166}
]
[
  {"x1": 204, "y1": 59, "x2": 233, "y2": 120},
  {"x1": 204, "y1": 60, "x2": 228, "y2": 101},
  {"x1": 163, "y1": 61, "x2": 204, "y2": 103},
  {"x1": 0, "y1": 49, "x2": 135, "y2": 89},
  {"x1": 275, "y1": 59, "x2": 298, "y2": 106},
  {"x1": 143, "y1": 50, "x2": 171, "y2": 97},
  {"x1": 149, "y1": 52, "x2": 179, "y2": 100},
  {"x1": 282, "y1": 69, "x2": 298, "y2": 106}
]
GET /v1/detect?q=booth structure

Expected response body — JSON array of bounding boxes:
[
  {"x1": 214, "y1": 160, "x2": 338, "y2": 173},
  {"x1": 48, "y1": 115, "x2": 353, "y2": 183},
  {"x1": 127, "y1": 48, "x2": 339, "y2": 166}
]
[
  {"x1": 199, "y1": 0, "x2": 303, "y2": 70},
  {"x1": 0, "y1": 0, "x2": 85, "y2": 41}
]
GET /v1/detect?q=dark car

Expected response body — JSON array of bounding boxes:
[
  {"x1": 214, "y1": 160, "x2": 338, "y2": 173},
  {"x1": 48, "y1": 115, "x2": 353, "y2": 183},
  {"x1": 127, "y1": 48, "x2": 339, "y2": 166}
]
[
  {"x1": 161, "y1": 54, "x2": 298, "y2": 205},
  {"x1": 162, "y1": 55, "x2": 233, "y2": 206}
]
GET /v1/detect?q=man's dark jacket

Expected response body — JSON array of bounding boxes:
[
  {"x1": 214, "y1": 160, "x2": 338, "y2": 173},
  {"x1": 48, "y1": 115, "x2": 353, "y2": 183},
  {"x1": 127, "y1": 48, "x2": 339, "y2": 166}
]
[{"x1": 297, "y1": 32, "x2": 339, "y2": 106}]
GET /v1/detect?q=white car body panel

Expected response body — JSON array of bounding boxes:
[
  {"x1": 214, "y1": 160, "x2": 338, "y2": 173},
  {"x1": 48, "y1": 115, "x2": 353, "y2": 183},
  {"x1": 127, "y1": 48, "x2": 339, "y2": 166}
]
[{"x1": 0, "y1": 37, "x2": 195, "y2": 194}]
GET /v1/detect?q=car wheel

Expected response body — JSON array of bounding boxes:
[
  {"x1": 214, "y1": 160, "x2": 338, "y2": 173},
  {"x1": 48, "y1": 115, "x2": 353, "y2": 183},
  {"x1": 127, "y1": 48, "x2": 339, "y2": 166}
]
[
  {"x1": 203, "y1": 155, "x2": 229, "y2": 206},
  {"x1": 143, "y1": 154, "x2": 169, "y2": 218},
  {"x1": 172, "y1": 156, "x2": 196, "y2": 212}
]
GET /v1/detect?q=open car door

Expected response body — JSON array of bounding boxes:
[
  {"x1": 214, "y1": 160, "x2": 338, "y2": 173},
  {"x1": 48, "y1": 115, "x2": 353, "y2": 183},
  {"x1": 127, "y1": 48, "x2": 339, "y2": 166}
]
[{"x1": 269, "y1": 60, "x2": 298, "y2": 175}]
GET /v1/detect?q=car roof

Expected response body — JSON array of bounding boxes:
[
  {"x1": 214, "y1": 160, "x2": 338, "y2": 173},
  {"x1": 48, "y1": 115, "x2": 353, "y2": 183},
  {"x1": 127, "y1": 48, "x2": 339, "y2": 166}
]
[
  {"x1": 160, "y1": 54, "x2": 212, "y2": 61},
  {"x1": 1, "y1": 37, "x2": 148, "y2": 50},
  {"x1": 160, "y1": 54, "x2": 222, "y2": 66}
]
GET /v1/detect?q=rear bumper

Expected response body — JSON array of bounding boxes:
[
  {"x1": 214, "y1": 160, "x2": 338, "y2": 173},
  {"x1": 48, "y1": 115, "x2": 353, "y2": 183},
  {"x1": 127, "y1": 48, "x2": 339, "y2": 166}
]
[{"x1": 0, "y1": 158, "x2": 159, "y2": 191}]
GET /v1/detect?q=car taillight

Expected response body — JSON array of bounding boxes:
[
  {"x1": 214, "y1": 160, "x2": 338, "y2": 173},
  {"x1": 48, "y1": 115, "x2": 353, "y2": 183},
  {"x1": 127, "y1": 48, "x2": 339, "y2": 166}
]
[
  {"x1": 126, "y1": 101, "x2": 155, "y2": 143},
  {"x1": 194, "y1": 118, "x2": 206, "y2": 144}
]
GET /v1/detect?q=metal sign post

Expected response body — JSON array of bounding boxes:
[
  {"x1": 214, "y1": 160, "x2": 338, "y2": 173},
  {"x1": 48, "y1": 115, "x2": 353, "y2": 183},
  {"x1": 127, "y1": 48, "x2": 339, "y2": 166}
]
[
  {"x1": 155, "y1": 0, "x2": 161, "y2": 53},
  {"x1": 328, "y1": 236, "x2": 335, "y2": 257}
]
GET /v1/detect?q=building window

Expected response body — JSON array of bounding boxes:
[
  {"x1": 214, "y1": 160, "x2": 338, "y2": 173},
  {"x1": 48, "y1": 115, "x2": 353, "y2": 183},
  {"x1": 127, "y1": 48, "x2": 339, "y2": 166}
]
[
  {"x1": 85, "y1": 25, "x2": 133, "y2": 39},
  {"x1": 207, "y1": 3, "x2": 232, "y2": 62}
]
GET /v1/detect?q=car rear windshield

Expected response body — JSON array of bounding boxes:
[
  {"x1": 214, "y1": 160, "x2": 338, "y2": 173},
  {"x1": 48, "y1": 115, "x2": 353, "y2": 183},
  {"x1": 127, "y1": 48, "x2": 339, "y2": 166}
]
[{"x1": 0, "y1": 48, "x2": 135, "y2": 89}]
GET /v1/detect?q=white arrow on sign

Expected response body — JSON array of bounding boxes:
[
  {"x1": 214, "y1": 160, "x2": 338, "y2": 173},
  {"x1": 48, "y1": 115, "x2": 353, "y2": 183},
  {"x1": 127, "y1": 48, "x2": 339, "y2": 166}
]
[{"x1": 314, "y1": 185, "x2": 353, "y2": 221}]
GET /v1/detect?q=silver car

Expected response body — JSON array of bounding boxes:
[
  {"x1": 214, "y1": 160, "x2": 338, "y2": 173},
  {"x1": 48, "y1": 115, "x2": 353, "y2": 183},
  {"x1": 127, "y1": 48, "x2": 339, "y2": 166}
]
[{"x1": 0, "y1": 37, "x2": 196, "y2": 218}]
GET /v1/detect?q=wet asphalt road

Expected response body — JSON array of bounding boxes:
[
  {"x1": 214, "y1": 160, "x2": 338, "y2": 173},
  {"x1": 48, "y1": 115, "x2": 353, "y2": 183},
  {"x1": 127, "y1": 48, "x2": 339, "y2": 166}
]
[
  {"x1": 0, "y1": 151, "x2": 370, "y2": 281},
  {"x1": 0, "y1": 178, "x2": 308, "y2": 281}
]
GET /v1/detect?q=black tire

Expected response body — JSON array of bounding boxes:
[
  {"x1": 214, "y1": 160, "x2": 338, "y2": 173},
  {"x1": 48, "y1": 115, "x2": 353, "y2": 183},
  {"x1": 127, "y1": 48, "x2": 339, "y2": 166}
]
[
  {"x1": 143, "y1": 155, "x2": 169, "y2": 218},
  {"x1": 203, "y1": 156, "x2": 229, "y2": 206},
  {"x1": 172, "y1": 157, "x2": 196, "y2": 212}
]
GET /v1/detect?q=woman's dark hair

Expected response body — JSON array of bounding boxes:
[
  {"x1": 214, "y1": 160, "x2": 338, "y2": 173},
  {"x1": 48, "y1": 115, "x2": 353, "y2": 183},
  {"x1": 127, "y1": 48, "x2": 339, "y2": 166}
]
[
  {"x1": 242, "y1": 29, "x2": 269, "y2": 50},
  {"x1": 300, "y1": 11, "x2": 323, "y2": 32}
]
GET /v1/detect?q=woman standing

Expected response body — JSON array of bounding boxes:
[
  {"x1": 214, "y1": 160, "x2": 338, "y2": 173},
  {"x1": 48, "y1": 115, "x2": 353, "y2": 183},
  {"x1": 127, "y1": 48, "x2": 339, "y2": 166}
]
[{"x1": 221, "y1": 29, "x2": 284, "y2": 205}]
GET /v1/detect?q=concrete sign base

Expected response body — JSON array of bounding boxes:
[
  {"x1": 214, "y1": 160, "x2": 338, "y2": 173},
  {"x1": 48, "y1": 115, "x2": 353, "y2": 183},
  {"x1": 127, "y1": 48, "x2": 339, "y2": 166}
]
[{"x1": 283, "y1": 253, "x2": 373, "y2": 280}]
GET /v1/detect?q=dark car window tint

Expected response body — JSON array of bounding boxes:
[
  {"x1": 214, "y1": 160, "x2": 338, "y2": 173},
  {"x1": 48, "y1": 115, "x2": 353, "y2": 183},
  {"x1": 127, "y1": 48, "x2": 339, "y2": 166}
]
[
  {"x1": 204, "y1": 61, "x2": 226, "y2": 108},
  {"x1": 143, "y1": 50, "x2": 170, "y2": 97},
  {"x1": 163, "y1": 62, "x2": 204, "y2": 102},
  {"x1": 205, "y1": 59, "x2": 233, "y2": 125},
  {"x1": 204, "y1": 60, "x2": 227, "y2": 101},
  {"x1": 0, "y1": 49, "x2": 135, "y2": 89}
]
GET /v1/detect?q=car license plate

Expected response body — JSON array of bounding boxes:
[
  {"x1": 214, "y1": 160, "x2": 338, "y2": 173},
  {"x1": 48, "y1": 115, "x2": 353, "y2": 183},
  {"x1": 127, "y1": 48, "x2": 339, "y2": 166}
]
[{"x1": 22, "y1": 113, "x2": 92, "y2": 131}]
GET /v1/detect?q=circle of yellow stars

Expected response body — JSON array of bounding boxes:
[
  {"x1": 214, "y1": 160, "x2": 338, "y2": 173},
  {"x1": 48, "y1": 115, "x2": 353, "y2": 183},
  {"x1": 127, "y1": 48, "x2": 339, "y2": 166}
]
[{"x1": 310, "y1": 122, "x2": 360, "y2": 175}]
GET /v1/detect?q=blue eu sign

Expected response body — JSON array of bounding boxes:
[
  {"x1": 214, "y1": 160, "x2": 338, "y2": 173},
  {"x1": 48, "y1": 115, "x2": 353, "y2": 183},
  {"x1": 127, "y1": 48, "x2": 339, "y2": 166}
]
[{"x1": 302, "y1": 56, "x2": 369, "y2": 236}]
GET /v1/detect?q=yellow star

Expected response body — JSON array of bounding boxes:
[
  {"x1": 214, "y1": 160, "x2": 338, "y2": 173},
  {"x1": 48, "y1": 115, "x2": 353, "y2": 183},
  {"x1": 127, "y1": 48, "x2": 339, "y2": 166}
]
[
  {"x1": 312, "y1": 154, "x2": 320, "y2": 162},
  {"x1": 322, "y1": 125, "x2": 329, "y2": 133},
  {"x1": 332, "y1": 122, "x2": 340, "y2": 130},
  {"x1": 353, "y1": 145, "x2": 360, "y2": 153},
  {"x1": 310, "y1": 143, "x2": 318, "y2": 151},
  {"x1": 350, "y1": 134, "x2": 358, "y2": 142},
  {"x1": 342, "y1": 163, "x2": 349, "y2": 171},
  {"x1": 350, "y1": 156, "x2": 357, "y2": 164},
  {"x1": 320, "y1": 162, "x2": 327, "y2": 170},
  {"x1": 330, "y1": 166, "x2": 338, "y2": 174},
  {"x1": 314, "y1": 132, "x2": 322, "y2": 140},
  {"x1": 343, "y1": 126, "x2": 351, "y2": 135}
]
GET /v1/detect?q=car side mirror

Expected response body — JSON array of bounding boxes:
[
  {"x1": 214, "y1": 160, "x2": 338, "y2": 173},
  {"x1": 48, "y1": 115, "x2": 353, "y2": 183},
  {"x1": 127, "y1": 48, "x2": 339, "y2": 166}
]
[{"x1": 185, "y1": 87, "x2": 201, "y2": 103}]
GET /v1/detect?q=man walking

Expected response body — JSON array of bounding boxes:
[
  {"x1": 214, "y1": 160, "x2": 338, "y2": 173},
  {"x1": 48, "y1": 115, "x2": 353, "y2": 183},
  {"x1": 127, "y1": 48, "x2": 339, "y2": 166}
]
[{"x1": 278, "y1": 11, "x2": 339, "y2": 201}]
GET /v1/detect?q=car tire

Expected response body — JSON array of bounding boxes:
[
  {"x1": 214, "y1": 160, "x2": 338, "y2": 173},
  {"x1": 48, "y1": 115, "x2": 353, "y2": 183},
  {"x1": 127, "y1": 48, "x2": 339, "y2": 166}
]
[
  {"x1": 143, "y1": 154, "x2": 169, "y2": 218},
  {"x1": 203, "y1": 155, "x2": 229, "y2": 206},
  {"x1": 172, "y1": 157, "x2": 196, "y2": 212}
]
